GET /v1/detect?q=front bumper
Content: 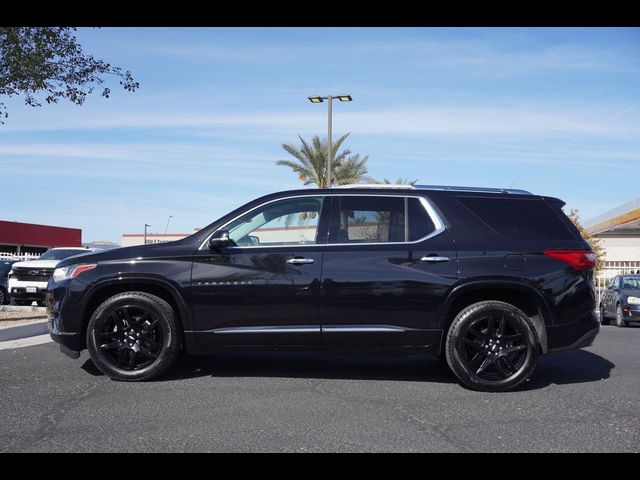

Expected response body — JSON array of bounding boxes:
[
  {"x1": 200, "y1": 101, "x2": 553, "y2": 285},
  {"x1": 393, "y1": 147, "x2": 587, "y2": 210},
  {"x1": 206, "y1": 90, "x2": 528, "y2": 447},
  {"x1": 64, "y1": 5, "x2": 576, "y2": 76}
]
[
  {"x1": 46, "y1": 289, "x2": 84, "y2": 354},
  {"x1": 622, "y1": 304, "x2": 640, "y2": 321},
  {"x1": 8, "y1": 280, "x2": 48, "y2": 301}
]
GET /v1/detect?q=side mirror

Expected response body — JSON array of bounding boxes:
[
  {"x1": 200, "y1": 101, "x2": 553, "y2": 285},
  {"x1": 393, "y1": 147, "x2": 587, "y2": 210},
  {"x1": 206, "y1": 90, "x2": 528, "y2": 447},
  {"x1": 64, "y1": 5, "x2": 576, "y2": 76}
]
[{"x1": 208, "y1": 229, "x2": 232, "y2": 250}]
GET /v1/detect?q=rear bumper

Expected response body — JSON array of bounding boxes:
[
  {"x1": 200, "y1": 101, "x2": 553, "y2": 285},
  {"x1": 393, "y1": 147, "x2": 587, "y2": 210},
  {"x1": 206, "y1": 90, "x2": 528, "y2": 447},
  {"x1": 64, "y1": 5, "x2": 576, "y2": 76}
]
[{"x1": 546, "y1": 310, "x2": 600, "y2": 354}]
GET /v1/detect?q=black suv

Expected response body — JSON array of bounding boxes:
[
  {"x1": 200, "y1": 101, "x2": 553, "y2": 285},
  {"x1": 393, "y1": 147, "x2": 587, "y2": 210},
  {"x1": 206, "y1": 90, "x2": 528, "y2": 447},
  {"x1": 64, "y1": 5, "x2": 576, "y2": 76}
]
[{"x1": 46, "y1": 185, "x2": 599, "y2": 391}]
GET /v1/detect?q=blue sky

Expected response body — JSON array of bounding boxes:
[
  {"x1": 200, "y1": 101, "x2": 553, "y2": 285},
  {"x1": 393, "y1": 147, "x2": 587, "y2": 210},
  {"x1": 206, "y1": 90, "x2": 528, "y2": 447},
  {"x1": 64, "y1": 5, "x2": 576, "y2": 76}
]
[{"x1": 1, "y1": 27, "x2": 639, "y2": 243}]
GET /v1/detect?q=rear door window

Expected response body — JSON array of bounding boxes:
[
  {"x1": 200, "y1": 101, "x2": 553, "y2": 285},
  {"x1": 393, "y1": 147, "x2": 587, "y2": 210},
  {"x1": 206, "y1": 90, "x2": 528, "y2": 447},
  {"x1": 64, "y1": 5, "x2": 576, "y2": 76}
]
[{"x1": 332, "y1": 196, "x2": 437, "y2": 244}]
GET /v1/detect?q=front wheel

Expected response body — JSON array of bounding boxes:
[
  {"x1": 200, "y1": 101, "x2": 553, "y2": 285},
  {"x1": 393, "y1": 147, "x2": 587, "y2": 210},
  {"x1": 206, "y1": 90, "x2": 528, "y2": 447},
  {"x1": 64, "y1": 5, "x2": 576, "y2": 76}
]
[
  {"x1": 445, "y1": 301, "x2": 539, "y2": 392},
  {"x1": 599, "y1": 305, "x2": 610, "y2": 325},
  {"x1": 615, "y1": 304, "x2": 627, "y2": 328},
  {"x1": 86, "y1": 291, "x2": 181, "y2": 381},
  {"x1": 0, "y1": 288, "x2": 7, "y2": 305}
]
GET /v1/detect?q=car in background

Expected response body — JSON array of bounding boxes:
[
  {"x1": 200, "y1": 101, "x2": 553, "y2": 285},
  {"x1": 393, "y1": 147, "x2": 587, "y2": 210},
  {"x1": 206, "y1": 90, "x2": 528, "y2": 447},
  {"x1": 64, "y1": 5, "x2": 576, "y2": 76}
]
[
  {"x1": 600, "y1": 275, "x2": 640, "y2": 327},
  {"x1": 0, "y1": 259, "x2": 19, "y2": 305},
  {"x1": 7, "y1": 248, "x2": 93, "y2": 306}
]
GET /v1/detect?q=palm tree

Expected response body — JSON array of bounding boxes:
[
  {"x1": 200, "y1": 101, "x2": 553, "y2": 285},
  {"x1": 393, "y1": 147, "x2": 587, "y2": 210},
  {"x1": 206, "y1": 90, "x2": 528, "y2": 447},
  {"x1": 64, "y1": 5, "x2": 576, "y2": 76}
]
[
  {"x1": 277, "y1": 133, "x2": 372, "y2": 187},
  {"x1": 333, "y1": 153, "x2": 374, "y2": 185},
  {"x1": 378, "y1": 177, "x2": 419, "y2": 185}
]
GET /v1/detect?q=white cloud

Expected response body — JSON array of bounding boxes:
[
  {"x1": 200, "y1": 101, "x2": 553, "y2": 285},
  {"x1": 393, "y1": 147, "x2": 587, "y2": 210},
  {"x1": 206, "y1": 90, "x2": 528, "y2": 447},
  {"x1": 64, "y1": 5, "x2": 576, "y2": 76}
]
[{"x1": 1, "y1": 104, "x2": 638, "y2": 140}]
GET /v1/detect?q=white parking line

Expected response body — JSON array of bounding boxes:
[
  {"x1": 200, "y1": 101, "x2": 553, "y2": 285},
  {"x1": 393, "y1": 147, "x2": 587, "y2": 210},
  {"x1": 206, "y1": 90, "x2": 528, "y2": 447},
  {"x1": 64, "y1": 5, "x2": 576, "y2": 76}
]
[{"x1": 0, "y1": 334, "x2": 52, "y2": 350}]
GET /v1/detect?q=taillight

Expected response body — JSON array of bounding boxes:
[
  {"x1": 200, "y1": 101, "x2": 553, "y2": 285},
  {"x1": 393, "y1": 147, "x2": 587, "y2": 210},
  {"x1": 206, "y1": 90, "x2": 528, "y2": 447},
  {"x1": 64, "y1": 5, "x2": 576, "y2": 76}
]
[{"x1": 544, "y1": 250, "x2": 596, "y2": 270}]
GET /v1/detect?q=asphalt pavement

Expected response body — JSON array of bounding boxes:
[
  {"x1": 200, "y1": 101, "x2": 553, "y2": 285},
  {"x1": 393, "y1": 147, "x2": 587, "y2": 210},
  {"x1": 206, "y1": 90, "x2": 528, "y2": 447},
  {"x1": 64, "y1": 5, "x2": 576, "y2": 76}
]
[{"x1": 0, "y1": 325, "x2": 638, "y2": 452}]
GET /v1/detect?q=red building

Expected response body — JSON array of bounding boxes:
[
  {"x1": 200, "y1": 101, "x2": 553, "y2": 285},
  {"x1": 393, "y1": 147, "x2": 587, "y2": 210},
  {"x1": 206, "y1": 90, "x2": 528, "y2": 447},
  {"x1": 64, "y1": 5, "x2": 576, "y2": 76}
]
[{"x1": 0, "y1": 220, "x2": 82, "y2": 255}]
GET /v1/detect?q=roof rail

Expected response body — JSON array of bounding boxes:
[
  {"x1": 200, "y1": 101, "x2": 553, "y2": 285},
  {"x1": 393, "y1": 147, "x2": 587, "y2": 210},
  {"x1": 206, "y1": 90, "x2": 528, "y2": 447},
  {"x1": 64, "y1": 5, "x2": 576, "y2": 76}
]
[
  {"x1": 333, "y1": 184, "x2": 532, "y2": 194},
  {"x1": 414, "y1": 185, "x2": 532, "y2": 195},
  {"x1": 334, "y1": 184, "x2": 416, "y2": 189}
]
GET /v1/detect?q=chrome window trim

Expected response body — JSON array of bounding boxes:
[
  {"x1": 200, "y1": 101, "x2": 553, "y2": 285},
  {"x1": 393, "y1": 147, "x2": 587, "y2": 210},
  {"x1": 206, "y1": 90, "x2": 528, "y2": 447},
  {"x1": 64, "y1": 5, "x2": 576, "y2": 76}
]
[{"x1": 199, "y1": 193, "x2": 446, "y2": 250}]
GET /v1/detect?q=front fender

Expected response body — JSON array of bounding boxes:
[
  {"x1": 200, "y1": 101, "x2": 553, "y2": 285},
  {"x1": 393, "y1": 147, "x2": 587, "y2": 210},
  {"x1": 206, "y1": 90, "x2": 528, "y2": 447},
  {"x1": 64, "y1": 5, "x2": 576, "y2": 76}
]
[{"x1": 81, "y1": 274, "x2": 193, "y2": 331}]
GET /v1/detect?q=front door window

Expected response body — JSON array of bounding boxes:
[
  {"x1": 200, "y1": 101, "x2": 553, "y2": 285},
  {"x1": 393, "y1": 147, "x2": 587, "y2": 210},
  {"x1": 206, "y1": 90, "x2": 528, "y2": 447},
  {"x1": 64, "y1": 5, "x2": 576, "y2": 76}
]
[{"x1": 226, "y1": 196, "x2": 325, "y2": 247}]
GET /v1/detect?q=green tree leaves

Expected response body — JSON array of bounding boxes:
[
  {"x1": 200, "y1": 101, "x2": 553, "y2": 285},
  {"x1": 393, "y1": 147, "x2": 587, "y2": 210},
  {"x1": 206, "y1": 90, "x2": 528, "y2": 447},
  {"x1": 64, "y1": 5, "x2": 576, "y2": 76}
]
[
  {"x1": 277, "y1": 132, "x2": 374, "y2": 188},
  {"x1": 0, "y1": 27, "x2": 139, "y2": 123}
]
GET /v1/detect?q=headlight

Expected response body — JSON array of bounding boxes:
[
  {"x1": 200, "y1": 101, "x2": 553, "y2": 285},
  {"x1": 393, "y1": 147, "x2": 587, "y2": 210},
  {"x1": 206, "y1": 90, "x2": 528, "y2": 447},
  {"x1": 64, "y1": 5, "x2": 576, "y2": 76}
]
[
  {"x1": 52, "y1": 264, "x2": 97, "y2": 282},
  {"x1": 7, "y1": 269, "x2": 14, "y2": 277},
  {"x1": 628, "y1": 296, "x2": 640, "y2": 305}
]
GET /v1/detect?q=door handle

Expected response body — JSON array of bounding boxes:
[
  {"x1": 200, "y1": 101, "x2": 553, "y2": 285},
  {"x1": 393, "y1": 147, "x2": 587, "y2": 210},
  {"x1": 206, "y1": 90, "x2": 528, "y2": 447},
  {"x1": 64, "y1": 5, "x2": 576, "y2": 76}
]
[
  {"x1": 286, "y1": 257, "x2": 315, "y2": 265},
  {"x1": 420, "y1": 256, "x2": 450, "y2": 263}
]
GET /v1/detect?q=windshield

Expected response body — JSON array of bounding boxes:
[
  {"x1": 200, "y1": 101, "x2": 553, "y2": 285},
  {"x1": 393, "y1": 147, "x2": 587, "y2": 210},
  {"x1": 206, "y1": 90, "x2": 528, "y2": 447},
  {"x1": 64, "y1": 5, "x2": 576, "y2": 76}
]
[
  {"x1": 39, "y1": 249, "x2": 89, "y2": 261},
  {"x1": 621, "y1": 276, "x2": 640, "y2": 290}
]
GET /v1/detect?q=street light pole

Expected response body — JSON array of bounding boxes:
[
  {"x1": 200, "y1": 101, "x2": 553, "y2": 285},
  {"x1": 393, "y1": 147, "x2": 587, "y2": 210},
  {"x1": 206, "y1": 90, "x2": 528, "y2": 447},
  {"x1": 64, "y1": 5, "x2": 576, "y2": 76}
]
[
  {"x1": 144, "y1": 223, "x2": 151, "y2": 245},
  {"x1": 308, "y1": 94, "x2": 352, "y2": 188},
  {"x1": 165, "y1": 215, "x2": 173, "y2": 234},
  {"x1": 327, "y1": 95, "x2": 332, "y2": 188}
]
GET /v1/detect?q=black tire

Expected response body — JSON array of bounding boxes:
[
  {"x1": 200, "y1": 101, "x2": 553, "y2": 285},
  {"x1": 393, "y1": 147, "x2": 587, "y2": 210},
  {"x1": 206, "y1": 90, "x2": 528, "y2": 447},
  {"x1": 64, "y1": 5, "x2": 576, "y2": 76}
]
[
  {"x1": 615, "y1": 304, "x2": 626, "y2": 328},
  {"x1": 0, "y1": 288, "x2": 7, "y2": 305},
  {"x1": 86, "y1": 291, "x2": 181, "y2": 381},
  {"x1": 36, "y1": 300, "x2": 46, "y2": 307},
  {"x1": 445, "y1": 300, "x2": 539, "y2": 392},
  {"x1": 599, "y1": 304, "x2": 610, "y2": 325}
]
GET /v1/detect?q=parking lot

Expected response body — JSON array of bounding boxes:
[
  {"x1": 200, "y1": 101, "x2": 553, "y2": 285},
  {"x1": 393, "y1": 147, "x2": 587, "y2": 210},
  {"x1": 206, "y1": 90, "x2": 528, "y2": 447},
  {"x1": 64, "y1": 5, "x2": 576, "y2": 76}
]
[{"x1": 0, "y1": 325, "x2": 638, "y2": 452}]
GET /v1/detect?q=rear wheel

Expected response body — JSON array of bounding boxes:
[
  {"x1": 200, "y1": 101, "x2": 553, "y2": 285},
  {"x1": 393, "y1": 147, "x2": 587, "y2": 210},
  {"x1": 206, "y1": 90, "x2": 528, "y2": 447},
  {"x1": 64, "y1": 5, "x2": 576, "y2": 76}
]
[
  {"x1": 615, "y1": 304, "x2": 627, "y2": 328},
  {"x1": 446, "y1": 301, "x2": 539, "y2": 392},
  {"x1": 86, "y1": 291, "x2": 181, "y2": 381}
]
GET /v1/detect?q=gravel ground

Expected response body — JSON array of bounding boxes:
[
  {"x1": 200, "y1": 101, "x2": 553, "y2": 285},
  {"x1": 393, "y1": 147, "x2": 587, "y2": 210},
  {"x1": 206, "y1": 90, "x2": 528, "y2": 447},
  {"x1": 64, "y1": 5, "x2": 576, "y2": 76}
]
[{"x1": 0, "y1": 312, "x2": 47, "y2": 328}]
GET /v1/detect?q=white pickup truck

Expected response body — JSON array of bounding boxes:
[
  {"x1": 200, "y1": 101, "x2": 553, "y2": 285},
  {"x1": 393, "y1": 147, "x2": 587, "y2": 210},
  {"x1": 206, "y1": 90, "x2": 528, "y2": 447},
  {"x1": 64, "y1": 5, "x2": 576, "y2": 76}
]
[{"x1": 7, "y1": 247, "x2": 93, "y2": 306}]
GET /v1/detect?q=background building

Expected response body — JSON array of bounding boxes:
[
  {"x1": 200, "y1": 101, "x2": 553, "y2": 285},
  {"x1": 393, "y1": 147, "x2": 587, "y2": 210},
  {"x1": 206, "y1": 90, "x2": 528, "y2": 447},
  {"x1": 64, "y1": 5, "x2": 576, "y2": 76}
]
[
  {"x1": 0, "y1": 220, "x2": 81, "y2": 256},
  {"x1": 83, "y1": 240, "x2": 121, "y2": 250},
  {"x1": 121, "y1": 228, "x2": 201, "y2": 247},
  {"x1": 585, "y1": 196, "x2": 640, "y2": 287}
]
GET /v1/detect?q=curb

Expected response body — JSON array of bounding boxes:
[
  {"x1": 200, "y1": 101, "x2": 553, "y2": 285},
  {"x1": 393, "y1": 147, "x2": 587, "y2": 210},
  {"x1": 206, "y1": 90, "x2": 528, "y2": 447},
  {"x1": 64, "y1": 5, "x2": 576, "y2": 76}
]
[
  {"x1": 0, "y1": 319, "x2": 48, "y2": 342},
  {"x1": 0, "y1": 305, "x2": 46, "y2": 312}
]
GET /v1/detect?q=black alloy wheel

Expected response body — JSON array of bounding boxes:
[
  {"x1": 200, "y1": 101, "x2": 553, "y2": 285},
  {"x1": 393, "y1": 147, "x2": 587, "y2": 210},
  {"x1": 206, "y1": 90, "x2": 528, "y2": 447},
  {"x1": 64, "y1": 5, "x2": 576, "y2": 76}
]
[
  {"x1": 446, "y1": 301, "x2": 539, "y2": 392},
  {"x1": 87, "y1": 292, "x2": 180, "y2": 381},
  {"x1": 96, "y1": 305, "x2": 164, "y2": 371}
]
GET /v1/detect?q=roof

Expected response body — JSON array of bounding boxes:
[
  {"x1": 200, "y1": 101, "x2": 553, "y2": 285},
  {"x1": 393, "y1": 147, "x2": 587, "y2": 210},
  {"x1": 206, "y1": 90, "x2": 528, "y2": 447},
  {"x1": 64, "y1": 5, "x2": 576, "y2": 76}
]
[{"x1": 585, "y1": 197, "x2": 640, "y2": 236}]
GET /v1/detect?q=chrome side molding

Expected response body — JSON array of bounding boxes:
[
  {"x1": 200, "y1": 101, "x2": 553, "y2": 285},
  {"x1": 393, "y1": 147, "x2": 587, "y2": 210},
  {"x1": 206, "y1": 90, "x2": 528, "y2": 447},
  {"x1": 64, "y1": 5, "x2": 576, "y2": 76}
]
[
  {"x1": 322, "y1": 325, "x2": 419, "y2": 333},
  {"x1": 205, "y1": 325, "x2": 320, "y2": 334}
]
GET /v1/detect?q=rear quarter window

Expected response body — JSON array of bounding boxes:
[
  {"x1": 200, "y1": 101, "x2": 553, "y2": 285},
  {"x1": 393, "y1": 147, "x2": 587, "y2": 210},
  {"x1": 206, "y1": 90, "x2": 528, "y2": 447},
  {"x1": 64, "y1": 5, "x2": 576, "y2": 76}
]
[{"x1": 458, "y1": 197, "x2": 576, "y2": 240}]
